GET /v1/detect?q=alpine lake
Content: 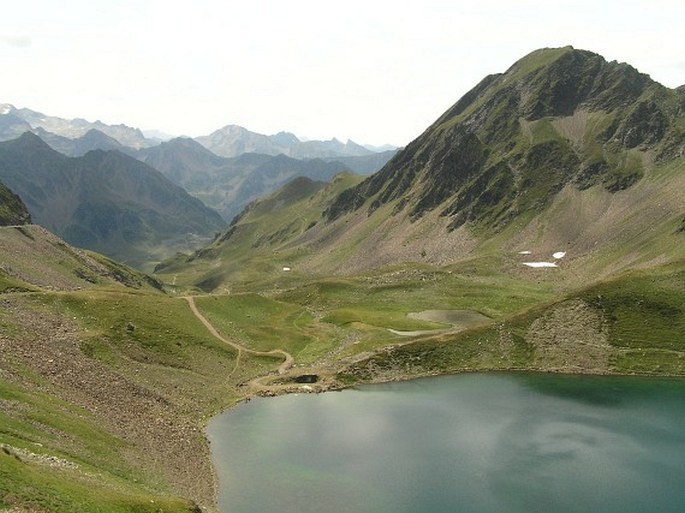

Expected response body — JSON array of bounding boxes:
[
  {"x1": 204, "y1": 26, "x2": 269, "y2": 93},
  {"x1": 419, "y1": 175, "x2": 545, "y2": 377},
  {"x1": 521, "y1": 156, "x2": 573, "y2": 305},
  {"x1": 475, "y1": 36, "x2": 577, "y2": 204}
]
[{"x1": 207, "y1": 373, "x2": 685, "y2": 513}]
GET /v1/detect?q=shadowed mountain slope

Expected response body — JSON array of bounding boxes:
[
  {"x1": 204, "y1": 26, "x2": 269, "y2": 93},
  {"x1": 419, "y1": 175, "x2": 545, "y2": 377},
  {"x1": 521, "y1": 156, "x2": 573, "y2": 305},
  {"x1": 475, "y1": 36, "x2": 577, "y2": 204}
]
[
  {"x1": 0, "y1": 180, "x2": 31, "y2": 226},
  {"x1": 0, "y1": 133, "x2": 225, "y2": 268},
  {"x1": 136, "y1": 137, "x2": 352, "y2": 221},
  {"x1": 326, "y1": 47, "x2": 684, "y2": 228}
]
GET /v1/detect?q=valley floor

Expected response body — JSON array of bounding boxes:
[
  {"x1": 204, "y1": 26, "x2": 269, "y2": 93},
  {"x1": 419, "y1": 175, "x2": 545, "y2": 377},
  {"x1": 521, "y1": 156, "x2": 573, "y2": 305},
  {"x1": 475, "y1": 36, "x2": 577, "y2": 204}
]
[{"x1": 2, "y1": 250, "x2": 684, "y2": 513}]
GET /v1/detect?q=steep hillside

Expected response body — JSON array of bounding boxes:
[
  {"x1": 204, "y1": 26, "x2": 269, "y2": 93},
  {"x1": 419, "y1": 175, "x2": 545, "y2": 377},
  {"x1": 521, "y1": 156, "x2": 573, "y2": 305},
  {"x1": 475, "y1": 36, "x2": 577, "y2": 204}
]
[
  {"x1": 0, "y1": 227, "x2": 270, "y2": 512},
  {"x1": 0, "y1": 225, "x2": 162, "y2": 292},
  {"x1": 0, "y1": 133, "x2": 225, "y2": 269},
  {"x1": 175, "y1": 47, "x2": 684, "y2": 287},
  {"x1": 0, "y1": 181, "x2": 31, "y2": 226},
  {"x1": 137, "y1": 138, "x2": 352, "y2": 221},
  {"x1": 285, "y1": 47, "x2": 685, "y2": 276},
  {"x1": 327, "y1": 47, "x2": 683, "y2": 226}
]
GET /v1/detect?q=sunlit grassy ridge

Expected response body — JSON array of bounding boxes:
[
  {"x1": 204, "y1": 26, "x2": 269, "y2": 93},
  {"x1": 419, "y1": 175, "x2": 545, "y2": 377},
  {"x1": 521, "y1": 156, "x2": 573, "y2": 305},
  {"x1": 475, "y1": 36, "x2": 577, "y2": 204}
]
[{"x1": 338, "y1": 261, "x2": 685, "y2": 382}]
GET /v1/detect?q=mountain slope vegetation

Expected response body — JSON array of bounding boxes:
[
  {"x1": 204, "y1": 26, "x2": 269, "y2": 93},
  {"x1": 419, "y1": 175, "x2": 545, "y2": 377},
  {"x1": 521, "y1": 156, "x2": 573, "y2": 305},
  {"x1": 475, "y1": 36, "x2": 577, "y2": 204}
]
[
  {"x1": 163, "y1": 46, "x2": 684, "y2": 384},
  {"x1": 183, "y1": 47, "x2": 684, "y2": 279},
  {"x1": 156, "y1": 172, "x2": 365, "y2": 291},
  {"x1": 327, "y1": 47, "x2": 683, "y2": 226},
  {"x1": 0, "y1": 228, "x2": 259, "y2": 512}
]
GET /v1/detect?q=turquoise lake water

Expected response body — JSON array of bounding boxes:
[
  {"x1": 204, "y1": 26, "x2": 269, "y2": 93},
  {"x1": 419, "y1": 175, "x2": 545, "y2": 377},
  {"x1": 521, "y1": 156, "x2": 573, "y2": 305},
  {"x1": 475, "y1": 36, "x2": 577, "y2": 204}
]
[{"x1": 207, "y1": 373, "x2": 685, "y2": 513}]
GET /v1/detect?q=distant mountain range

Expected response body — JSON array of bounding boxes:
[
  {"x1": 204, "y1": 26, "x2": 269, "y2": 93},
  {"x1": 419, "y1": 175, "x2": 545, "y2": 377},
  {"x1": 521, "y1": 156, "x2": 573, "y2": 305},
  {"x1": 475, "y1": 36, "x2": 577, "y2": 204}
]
[
  {"x1": 0, "y1": 133, "x2": 225, "y2": 268},
  {"x1": 194, "y1": 124, "x2": 381, "y2": 159},
  {"x1": 135, "y1": 137, "x2": 389, "y2": 221},
  {"x1": 0, "y1": 103, "x2": 153, "y2": 149},
  {"x1": 0, "y1": 103, "x2": 398, "y2": 230},
  {"x1": 0, "y1": 103, "x2": 397, "y2": 160}
]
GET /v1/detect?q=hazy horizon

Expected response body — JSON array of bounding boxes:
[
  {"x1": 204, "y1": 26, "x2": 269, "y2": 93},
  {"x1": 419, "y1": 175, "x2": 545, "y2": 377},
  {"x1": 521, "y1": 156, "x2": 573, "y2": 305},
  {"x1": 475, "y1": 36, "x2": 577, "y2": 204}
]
[{"x1": 3, "y1": 0, "x2": 683, "y2": 147}]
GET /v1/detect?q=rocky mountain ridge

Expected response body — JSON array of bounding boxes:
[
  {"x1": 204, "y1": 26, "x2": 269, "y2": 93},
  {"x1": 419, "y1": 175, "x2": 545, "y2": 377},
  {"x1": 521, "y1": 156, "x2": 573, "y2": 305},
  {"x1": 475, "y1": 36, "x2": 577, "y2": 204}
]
[
  {"x1": 0, "y1": 103, "x2": 397, "y2": 161},
  {"x1": 194, "y1": 123, "x2": 378, "y2": 159},
  {"x1": 0, "y1": 103, "x2": 153, "y2": 149},
  {"x1": 326, "y1": 47, "x2": 684, "y2": 230}
]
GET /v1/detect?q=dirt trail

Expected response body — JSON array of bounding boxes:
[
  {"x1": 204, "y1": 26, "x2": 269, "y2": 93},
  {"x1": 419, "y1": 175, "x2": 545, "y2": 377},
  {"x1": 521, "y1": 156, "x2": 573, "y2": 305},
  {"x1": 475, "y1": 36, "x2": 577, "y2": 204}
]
[{"x1": 183, "y1": 296, "x2": 293, "y2": 375}]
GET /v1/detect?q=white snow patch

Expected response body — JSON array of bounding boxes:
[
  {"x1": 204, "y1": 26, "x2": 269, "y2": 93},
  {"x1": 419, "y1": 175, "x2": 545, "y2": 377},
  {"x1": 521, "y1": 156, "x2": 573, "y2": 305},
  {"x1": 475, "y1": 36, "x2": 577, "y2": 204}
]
[
  {"x1": 553, "y1": 251, "x2": 566, "y2": 259},
  {"x1": 523, "y1": 262, "x2": 558, "y2": 268},
  {"x1": 518, "y1": 251, "x2": 532, "y2": 255}
]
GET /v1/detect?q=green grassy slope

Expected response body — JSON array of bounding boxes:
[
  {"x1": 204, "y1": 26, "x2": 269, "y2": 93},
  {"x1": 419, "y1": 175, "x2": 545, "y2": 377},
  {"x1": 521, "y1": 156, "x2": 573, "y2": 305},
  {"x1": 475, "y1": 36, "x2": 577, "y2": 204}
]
[
  {"x1": 0, "y1": 228, "x2": 277, "y2": 512},
  {"x1": 338, "y1": 260, "x2": 685, "y2": 383},
  {"x1": 0, "y1": 225, "x2": 163, "y2": 293},
  {"x1": 156, "y1": 173, "x2": 365, "y2": 293}
]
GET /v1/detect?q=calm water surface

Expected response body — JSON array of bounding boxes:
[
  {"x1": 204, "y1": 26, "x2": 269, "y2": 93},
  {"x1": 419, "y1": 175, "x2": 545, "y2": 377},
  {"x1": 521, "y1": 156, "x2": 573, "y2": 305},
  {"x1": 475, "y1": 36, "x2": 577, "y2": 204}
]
[{"x1": 207, "y1": 374, "x2": 685, "y2": 513}]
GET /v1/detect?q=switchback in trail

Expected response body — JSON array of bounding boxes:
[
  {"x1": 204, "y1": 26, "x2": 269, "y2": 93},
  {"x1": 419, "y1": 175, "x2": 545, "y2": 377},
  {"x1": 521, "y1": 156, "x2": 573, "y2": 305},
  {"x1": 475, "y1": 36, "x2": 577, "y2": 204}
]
[{"x1": 183, "y1": 296, "x2": 294, "y2": 375}]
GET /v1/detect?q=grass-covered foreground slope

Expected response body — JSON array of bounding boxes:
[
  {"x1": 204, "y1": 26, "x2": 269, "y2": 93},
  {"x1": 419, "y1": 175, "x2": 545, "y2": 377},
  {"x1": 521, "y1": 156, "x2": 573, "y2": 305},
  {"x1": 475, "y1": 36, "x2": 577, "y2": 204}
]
[
  {"x1": 2, "y1": 224, "x2": 684, "y2": 513},
  {"x1": 0, "y1": 225, "x2": 163, "y2": 293},
  {"x1": 0, "y1": 227, "x2": 282, "y2": 512}
]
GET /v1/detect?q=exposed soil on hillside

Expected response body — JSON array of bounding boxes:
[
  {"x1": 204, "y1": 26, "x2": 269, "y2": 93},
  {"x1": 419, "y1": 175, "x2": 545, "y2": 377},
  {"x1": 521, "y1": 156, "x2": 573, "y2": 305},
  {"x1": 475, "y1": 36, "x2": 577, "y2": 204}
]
[{"x1": 0, "y1": 296, "x2": 217, "y2": 511}]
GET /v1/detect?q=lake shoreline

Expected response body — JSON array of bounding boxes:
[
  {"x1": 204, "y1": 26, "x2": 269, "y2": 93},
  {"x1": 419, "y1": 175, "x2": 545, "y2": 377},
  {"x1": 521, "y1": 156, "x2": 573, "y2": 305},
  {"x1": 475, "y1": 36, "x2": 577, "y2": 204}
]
[
  {"x1": 206, "y1": 371, "x2": 685, "y2": 513},
  {"x1": 201, "y1": 362, "x2": 685, "y2": 511}
]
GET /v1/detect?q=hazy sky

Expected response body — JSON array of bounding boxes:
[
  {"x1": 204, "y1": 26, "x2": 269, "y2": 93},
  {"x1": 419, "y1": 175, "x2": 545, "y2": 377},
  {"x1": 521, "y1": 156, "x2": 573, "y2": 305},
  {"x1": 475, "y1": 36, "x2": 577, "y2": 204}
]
[{"x1": 3, "y1": 0, "x2": 684, "y2": 146}]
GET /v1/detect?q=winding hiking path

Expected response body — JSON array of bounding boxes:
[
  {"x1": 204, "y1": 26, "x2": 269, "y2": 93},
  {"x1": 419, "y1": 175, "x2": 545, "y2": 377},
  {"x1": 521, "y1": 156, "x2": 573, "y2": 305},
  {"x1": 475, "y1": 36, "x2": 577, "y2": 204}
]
[{"x1": 183, "y1": 296, "x2": 294, "y2": 375}]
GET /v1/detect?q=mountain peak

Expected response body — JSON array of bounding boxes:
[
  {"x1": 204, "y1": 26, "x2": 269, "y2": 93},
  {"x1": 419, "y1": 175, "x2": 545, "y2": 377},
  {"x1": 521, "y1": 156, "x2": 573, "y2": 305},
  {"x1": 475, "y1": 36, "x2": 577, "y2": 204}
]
[
  {"x1": 0, "y1": 103, "x2": 16, "y2": 115},
  {"x1": 269, "y1": 131, "x2": 300, "y2": 147},
  {"x1": 325, "y1": 47, "x2": 680, "y2": 233},
  {"x1": 13, "y1": 130, "x2": 55, "y2": 150}
]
